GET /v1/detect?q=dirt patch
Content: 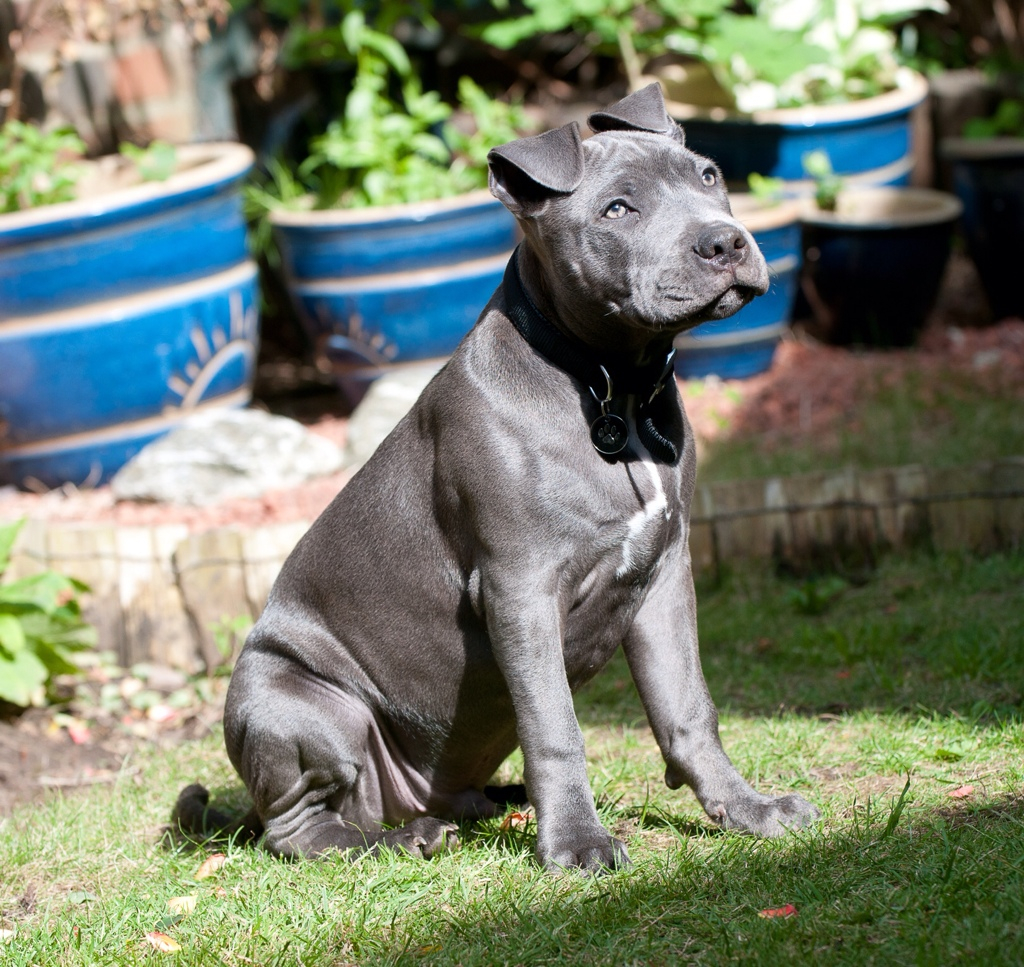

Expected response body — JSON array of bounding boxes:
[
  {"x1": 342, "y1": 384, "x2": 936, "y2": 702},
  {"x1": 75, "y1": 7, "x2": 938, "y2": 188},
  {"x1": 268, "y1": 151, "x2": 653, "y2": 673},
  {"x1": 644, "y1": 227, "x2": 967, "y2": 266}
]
[{"x1": 0, "y1": 665, "x2": 227, "y2": 818}]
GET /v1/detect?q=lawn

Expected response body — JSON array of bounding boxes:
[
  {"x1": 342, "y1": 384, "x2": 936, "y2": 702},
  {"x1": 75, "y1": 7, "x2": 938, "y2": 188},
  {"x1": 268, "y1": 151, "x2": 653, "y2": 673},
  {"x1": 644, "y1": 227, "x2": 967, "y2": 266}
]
[
  {"x1": 687, "y1": 327, "x2": 1024, "y2": 485},
  {"x1": 1, "y1": 550, "x2": 1022, "y2": 965}
]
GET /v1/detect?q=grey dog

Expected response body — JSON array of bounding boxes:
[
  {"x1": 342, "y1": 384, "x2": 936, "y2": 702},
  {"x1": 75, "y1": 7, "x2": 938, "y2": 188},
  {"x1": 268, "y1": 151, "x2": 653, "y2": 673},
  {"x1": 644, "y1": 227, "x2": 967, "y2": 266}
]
[{"x1": 174, "y1": 83, "x2": 818, "y2": 872}]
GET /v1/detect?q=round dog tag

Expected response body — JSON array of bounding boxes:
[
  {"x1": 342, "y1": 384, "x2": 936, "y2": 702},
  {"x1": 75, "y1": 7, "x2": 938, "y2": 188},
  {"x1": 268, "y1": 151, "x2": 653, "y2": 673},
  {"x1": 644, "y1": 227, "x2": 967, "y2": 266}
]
[{"x1": 591, "y1": 413, "x2": 629, "y2": 455}]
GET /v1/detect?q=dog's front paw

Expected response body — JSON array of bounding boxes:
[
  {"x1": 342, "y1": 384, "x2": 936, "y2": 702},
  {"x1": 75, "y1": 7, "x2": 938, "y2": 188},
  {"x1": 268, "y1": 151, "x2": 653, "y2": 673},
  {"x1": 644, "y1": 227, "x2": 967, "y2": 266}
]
[
  {"x1": 707, "y1": 792, "x2": 820, "y2": 837},
  {"x1": 538, "y1": 826, "x2": 631, "y2": 874},
  {"x1": 379, "y1": 817, "x2": 460, "y2": 859}
]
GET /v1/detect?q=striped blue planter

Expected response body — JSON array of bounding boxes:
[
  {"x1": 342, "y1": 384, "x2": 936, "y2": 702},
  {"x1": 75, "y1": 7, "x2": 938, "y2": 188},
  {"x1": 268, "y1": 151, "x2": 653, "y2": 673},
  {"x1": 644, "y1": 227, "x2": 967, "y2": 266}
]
[
  {"x1": 270, "y1": 189, "x2": 518, "y2": 404},
  {"x1": 655, "y1": 69, "x2": 928, "y2": 191},
  {"x1": 0, "y1": 143, "x2": 259, "y2": 490},
  {"x1": 675, "y1": 196, "x2": 803, "y2": 380}
]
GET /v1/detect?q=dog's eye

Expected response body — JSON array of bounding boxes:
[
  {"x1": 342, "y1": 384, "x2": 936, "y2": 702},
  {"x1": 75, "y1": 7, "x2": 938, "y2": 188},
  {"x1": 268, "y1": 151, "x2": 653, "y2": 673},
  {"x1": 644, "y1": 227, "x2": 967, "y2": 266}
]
[
  {"x1": 604, "y1": 201, "x2": 631, "y2": 219},
  {"x1": 701, "y1": 168, "x2": 717, "y2": 187}
]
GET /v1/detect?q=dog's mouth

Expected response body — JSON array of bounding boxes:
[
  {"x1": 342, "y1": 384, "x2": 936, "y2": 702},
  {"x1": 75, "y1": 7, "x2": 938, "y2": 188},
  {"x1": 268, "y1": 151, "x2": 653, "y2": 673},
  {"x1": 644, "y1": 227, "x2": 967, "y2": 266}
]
[{"x1": 703, "y1": 281, "x2": 764, "y2": 318}]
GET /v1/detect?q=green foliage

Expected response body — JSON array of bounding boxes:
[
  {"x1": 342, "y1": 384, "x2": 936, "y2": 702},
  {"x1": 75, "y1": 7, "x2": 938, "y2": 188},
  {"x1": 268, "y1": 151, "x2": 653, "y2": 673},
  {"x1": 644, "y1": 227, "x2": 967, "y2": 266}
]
[
  {"x1": 784, "y1": 575, "x2": 848, "y2": 615},
  {"x1": 0, "y1": 120, "x2": 86, "y2": 213},
  {"x1": 480, "y1": 0, "x2": 731, "y2": 86},
  {"x1": 690, "y1": 0, "x2": 949, "y2": 110},
  {"x1": 962, "y1": 97, "x2": 1024, "y2": 139},
  {"x1": 747, "y1": 172, "x2": 786, "y2": 205},
  {"x1": 245, "y1": 10, "x2": 532, "y2": 257},
  {"x1": 210, "y1": 614, "x2": 253, "y2": 671},
  {"x1": 0, "y1": 121, "x2": 180, "y2": 214},
  {"x1": 119, "y1": 140, "x2": 178, "y2": 181},
  {"x1": 802, "y1": 148, "x2": 844, "y2": 211},
  {"x1": 0, "y1": 519, "x2": 97, "y2": 707}
]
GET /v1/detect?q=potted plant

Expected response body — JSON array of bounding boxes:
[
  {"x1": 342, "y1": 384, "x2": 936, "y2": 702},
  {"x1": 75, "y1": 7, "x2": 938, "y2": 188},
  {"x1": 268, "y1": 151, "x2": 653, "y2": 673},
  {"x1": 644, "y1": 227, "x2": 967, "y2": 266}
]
[
  {"x1": 635, "y1": 0, "x2": 943, "y2": 190},
  {"x1": 798, "y1": 150, "x2": 962, "y2": 346},
  {"x1": 941, "y1": 97, "x2": 1024, "y2": 321},
  {"x1": 249, "y1": 12, "x2": 532, "y2": 406},
  {"x1": 0, "y1": 122, "x2": 258, "y2": 491}
]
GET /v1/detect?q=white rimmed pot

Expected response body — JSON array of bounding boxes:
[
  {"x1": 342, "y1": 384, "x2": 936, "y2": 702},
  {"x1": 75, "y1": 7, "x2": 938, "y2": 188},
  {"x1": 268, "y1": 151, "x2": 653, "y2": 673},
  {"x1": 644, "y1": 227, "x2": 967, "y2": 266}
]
[
  {"x1": 644, "y1": 66, "x2": 929, "y2": 192},
  {"x1": 0, "y1": 142, "x2": 259, "y2": 490},
  {"x1": 800, "y1": 186, "x2": 962, "y2": 346},
  {"x1": 269, "y1": 189, "x2": 519, "y2": 407}
]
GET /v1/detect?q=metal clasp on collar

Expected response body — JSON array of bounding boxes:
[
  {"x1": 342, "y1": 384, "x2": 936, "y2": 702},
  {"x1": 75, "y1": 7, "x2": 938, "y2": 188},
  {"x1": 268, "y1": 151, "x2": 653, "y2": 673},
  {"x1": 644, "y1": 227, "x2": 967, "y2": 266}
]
[
  {"x1": 647, "y1": 349, "x2": 677, "y2": 405},
  {"x1": 588, "y1": 365, "x2": 629, "y2": 456}
]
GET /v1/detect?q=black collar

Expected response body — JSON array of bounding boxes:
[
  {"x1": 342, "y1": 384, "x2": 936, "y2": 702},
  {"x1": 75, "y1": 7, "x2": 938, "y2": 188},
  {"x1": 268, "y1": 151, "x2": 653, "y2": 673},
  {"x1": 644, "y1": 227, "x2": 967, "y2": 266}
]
[{"x1": 502, "y1": 247, "x2": 679, "y2": 463}]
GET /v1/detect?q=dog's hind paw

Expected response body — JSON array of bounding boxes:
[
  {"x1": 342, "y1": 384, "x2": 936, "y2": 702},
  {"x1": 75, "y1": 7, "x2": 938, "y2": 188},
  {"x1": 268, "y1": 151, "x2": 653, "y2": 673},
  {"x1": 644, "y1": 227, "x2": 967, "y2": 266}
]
[
  {"x1": 379, "y1": 818, "x2": 460, "y2": 859},
  {"x1": 708, "y1": 792, "x2": 820, "y2": 837}
]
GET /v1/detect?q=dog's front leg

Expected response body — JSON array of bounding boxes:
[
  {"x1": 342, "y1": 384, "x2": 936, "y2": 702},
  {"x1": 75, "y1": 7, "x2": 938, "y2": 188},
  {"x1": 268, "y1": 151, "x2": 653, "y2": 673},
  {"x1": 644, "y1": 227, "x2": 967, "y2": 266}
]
[
  {"x1": 484, "y1": 576, "x2": 630, "y2": 873},
  {"x1": 623, "y1": 544, "x2": 820, "y2": 836}
]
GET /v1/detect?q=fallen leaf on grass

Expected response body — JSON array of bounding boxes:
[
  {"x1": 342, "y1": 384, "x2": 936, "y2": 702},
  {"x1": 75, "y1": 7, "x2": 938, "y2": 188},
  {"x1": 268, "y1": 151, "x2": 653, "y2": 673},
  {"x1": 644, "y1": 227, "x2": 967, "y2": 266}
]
[
  {"x1": 145, "y1": 931, "x2": 181, "y2": 953},
  {"x1": 758, "y1": 904, "x2": 798, "y2": 919},
  {"x1": 167, "y1": 895, "x2": 197, "y2": 916},
  {"x1": 948, "y1": 785, "x2": 974, "y2": 799},
  {"x1": 417, "y1": 944, "x2": 443, "y2": 955},
  {"x1": 500, "y1": 811, "x2": 532, "y2": 831},
  {"x1": 194, "y1": 853, "x2": 227, "y2": 880},
  {"x1": 0, "y1": 927, "x2": 15, "y2": 943}
]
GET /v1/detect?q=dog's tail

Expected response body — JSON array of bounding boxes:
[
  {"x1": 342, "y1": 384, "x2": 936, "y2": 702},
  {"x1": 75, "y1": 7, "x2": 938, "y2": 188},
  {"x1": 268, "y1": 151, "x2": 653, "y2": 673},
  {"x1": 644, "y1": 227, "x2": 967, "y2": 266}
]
[{"x1": 171, "y1": 783, "x2": 263, "y2": 846}]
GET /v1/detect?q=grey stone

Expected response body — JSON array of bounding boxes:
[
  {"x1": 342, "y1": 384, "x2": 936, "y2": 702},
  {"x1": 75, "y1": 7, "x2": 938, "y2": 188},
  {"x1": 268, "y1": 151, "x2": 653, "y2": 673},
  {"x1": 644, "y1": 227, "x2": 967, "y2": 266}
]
[
  {"x1": 111, "y1": 408, "x2": 344, "y2": 506},
  {"x1": 343, "y1": 362, "x2": 445, "y2": 471}
]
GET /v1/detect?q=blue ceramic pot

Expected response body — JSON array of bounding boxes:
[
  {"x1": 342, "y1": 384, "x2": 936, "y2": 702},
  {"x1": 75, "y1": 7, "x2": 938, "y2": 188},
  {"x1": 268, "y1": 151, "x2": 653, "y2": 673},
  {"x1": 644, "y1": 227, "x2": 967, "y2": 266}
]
[
  {"x1": 0, "y1": 143, "x2": 259, "y2": 490},
  {"x1": 942, "y1": 138, "x2": 1024, "y2": 321},
  {"x1": 800, "y1": 187, "x2": 962, "y2": 346},
  {"x1": 675, "y1": 196, "x2": 803, "y2": 380},
  {"x1": 654, "y1": 69, "x2": 928, "y2": 191},
  {"x1": 270, "y1": 189, "x2": 518, "y2": 405}
]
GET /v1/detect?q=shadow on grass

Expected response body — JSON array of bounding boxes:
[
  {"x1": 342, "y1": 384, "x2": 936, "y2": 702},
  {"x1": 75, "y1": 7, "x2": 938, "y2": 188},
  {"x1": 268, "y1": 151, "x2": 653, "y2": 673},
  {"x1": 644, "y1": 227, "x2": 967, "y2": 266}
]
[{"x1": 408, "y1": 793, "x2": 1024, "y2": 966}]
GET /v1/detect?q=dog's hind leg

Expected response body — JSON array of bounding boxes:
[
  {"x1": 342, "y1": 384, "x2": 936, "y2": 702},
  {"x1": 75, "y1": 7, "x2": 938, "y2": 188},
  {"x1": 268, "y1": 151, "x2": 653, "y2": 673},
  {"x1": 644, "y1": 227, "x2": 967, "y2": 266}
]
[{"x1": 224, "y1": 656, "x2": 458, "y2": 860}]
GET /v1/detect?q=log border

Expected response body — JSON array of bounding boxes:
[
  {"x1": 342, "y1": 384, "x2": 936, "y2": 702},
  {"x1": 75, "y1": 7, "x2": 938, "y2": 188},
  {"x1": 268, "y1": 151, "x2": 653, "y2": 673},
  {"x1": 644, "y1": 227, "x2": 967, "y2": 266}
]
[{"x1": 6, "y1": 457, "x2": 1022, "y2": 672}]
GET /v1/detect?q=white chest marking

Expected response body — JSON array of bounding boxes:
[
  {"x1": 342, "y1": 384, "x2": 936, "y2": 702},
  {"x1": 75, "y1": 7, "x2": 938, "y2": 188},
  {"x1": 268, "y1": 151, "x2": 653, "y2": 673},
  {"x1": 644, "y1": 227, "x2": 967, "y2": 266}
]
[{"x1": 617, "y1": 457, "x2": 669, "y2": 578}]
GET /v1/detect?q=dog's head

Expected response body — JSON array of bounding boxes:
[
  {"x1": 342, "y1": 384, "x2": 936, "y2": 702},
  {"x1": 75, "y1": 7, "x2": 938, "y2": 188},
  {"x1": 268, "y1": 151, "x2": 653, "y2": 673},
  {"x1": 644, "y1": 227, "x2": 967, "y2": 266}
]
[{"x1": 488, "y1": 84, "x2": 769, "y2": 340}]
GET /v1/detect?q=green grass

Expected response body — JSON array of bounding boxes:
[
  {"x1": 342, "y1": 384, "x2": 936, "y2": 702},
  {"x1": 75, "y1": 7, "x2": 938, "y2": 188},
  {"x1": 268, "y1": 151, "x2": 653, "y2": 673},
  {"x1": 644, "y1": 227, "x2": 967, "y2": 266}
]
[
  {"x1": 694, "y1": 365, "x2": 1024, "y2": 484},
  {"x1": 2, "y1": 551, "x2": 1023, "y2": 965}
]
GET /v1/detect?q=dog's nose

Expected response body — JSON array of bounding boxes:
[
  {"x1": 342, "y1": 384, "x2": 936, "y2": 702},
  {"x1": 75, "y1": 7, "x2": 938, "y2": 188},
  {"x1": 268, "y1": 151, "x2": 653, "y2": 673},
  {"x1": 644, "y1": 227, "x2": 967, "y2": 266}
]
[{"x1": 693, "y1": 222, "x2": 749, "y2": 268}]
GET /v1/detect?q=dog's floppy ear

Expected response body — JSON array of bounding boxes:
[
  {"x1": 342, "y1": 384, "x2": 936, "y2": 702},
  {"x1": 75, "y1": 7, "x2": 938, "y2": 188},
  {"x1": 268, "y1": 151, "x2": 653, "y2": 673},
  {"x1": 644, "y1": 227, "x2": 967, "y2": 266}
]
[
  {"x1": 488, "y1": 122, "x2": 585, "y2": 217},
  {"x1": 588, "y1": 82, "x2": 684, "y2": 144}
]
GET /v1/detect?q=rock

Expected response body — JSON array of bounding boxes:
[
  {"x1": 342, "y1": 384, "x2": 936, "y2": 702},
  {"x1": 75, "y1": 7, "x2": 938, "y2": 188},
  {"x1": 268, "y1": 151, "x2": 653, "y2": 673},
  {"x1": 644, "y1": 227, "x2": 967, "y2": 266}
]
[
  {"x1": 343, "y1": 362, "x2": 445, "y2": 471},
  {"x1": 111, "y1": 408, "x2": 344, "y2": 506}
]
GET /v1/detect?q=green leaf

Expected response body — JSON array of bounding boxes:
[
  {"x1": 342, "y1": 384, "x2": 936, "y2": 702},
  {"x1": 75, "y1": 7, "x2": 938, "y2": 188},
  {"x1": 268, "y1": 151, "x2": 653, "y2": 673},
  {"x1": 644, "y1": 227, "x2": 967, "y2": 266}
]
[
  {"x1": 0, "y1": 518, "x2": 23, "y2": 573},
  {"x1": 0, "y1": 647, "x2": 48, "y2": 706},
  {"x1": 0, "y1": 572, "x2": 76, "y2": 612},
  {"x1": 0, "y1": 613, "x2": 26, "y2": 657}
]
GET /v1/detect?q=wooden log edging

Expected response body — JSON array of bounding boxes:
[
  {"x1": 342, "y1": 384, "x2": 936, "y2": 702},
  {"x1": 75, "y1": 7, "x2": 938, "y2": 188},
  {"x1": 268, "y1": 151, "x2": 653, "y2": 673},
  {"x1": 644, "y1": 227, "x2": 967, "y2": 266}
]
[{"x1": 5, "y1": 457, "x2": 1023, "y2": 672}]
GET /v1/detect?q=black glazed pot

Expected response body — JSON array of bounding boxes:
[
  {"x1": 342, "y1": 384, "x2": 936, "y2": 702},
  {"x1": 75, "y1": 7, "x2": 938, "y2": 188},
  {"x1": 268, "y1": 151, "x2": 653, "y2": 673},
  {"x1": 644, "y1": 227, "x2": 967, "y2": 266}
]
[
  {"x1": 942, "y1": 138, "x2": 1024, "y2": 321},
  {"x1": 800, "y1": 187, "x2": 963, "y2": 347}
]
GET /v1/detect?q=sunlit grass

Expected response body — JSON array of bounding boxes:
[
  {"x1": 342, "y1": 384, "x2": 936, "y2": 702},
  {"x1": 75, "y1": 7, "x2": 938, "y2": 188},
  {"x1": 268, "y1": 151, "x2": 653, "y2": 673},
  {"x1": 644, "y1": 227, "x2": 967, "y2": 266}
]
[{"x1": 1, "y1": 551, "x2": 1021, "y2": 965}]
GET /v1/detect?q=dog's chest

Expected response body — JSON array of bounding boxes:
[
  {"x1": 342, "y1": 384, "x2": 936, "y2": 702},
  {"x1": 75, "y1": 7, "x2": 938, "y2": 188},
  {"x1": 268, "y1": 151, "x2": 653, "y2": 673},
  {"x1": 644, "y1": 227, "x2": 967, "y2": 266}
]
[{"x1": 614, "y1": 456, "x2": 674, "y2": 579}]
